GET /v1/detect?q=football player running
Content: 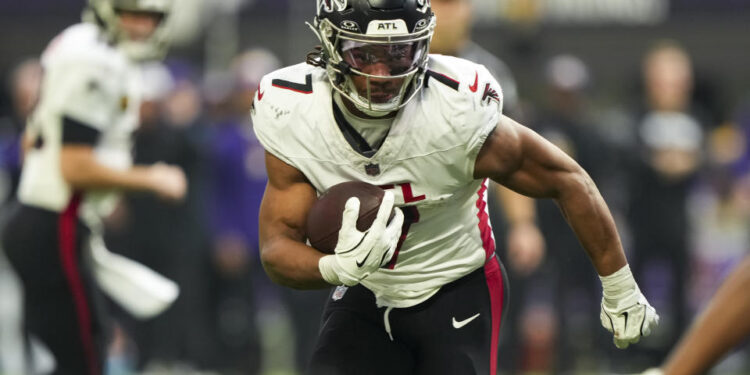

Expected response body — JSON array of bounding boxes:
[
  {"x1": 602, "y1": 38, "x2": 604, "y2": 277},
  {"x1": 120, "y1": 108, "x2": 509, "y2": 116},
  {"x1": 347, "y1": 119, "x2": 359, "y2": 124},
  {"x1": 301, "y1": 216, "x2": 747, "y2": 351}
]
[
  {"x1": 252, "y1": 1, "x2": 658, "y2": 374},
  {"x1": 1, "y1": 0, "x2": 184, "y2": 374}
]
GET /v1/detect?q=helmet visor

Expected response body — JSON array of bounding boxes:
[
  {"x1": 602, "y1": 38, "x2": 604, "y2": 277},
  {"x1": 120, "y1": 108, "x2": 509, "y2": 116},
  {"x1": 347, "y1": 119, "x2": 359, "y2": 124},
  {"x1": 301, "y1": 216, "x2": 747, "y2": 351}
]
[{"x1": 341, "y1": 40, "x2": 427, "y2": 76}]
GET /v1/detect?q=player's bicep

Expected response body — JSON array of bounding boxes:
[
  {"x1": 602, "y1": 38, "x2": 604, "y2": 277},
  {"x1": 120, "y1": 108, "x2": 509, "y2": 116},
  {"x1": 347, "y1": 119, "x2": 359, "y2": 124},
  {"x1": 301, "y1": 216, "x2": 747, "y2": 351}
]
[
  {"x1": 259, "y1": 151, "x2": 317, "y2": 247},
  {"x1": 474, "y1": 114, "x2": 583, "y2": 199}
]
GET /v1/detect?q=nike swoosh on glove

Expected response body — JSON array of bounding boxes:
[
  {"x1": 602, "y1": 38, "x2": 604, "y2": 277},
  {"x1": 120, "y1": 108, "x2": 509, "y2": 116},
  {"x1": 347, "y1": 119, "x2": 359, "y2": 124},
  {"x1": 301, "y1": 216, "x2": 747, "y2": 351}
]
[
  {"x1": 600, "y1": 264, "x2": 660, "y2": 349},
  {"x1": 318, "y1": 191, "x2": 404, "y2": 286}
]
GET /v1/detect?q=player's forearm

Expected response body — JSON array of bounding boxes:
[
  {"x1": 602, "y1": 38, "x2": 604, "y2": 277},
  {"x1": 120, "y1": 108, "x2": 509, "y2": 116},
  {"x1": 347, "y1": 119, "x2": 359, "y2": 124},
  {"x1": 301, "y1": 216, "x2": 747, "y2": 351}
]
[
  {"x1": 555, "y1": 168, "x2": 627, "y2": 276},
  {"x1": 62, "y1": 159, "x2": 153, "y2": 191},
  {"x1": 60, "y1": 147, "x2": 154, "y2": 192},
  {"x1": 260, "y1": 237, "x2": 331, "y2": 290},
  {"x1": 661, "y1": 257, "x2": 750, "y2": 375}
]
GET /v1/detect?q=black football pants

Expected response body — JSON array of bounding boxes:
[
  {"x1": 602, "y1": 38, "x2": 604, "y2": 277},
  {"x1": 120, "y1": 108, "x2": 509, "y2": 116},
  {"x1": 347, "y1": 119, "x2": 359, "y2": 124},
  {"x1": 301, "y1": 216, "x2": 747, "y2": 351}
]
[
  {"x1": 2, "y1": 201, "x2": 105, "y2": 375},
  {"x1": 307, "y1": 255, "x2": 509, "y2": 375}
]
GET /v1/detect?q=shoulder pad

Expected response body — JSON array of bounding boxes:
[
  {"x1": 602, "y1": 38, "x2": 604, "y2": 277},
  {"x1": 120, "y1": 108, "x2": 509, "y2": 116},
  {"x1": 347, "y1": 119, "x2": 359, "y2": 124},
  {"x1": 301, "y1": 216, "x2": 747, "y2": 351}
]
[
  {"x1": 42, "y1": 24, "x2": 126, "y2": 74},
  {"x1": 251, "y1": 63, "x2": 329, "y2": 168},
  {"x1": 425, "y1": 54, "x2": 503, "y2": 114},
  {"x1": 420, "y1": 55, "x2": 503, "y2": 164}
]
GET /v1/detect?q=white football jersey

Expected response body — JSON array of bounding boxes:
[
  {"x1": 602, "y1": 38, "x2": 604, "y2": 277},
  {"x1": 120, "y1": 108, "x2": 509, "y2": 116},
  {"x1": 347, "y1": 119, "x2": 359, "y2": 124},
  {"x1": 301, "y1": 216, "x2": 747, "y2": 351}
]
[
  {"x1": 18, "y1": 23, "x2": 140, "y2": 222},
  {"x1": 252, "y1": 54, "x2": 504, "y2": 308}
]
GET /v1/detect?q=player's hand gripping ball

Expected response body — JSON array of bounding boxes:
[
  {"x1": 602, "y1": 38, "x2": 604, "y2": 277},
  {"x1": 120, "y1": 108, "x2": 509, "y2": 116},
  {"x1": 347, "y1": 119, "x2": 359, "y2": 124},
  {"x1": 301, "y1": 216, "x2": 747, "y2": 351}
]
[{"x1": 306, "y1": 181, "x2": 396, "y2": 254}]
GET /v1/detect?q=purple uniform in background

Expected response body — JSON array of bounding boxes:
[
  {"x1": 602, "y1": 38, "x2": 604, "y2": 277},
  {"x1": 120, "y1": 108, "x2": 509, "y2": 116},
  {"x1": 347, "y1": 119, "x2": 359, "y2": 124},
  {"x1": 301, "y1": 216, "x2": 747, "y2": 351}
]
[{"x1": 209, "y1": 120, "x2": 267, "y2": 253}]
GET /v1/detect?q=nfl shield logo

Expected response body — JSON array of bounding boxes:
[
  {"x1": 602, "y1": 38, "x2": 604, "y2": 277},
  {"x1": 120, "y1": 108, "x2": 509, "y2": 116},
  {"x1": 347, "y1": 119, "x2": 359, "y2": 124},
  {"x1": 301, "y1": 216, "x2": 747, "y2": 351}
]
[
  {"x1": 332, "y1": 286, "x2": 348, "y2": 301},
  {"x1": 364, "y1": 163, "x2": 380, "y2": 176}
]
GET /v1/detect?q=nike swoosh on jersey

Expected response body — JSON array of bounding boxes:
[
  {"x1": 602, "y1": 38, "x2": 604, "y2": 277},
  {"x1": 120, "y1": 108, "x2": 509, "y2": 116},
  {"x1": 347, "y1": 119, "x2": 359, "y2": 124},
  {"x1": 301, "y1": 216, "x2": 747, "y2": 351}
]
[
  {"x1": 257, "y1": 89, "x2": 265, "y2": 100},
  {"x1": 469, "y1": 72, "x2": 478, "y2": 92},
  {"x1": 452, "y1": 313, "x2": 480, "y2": 329}
]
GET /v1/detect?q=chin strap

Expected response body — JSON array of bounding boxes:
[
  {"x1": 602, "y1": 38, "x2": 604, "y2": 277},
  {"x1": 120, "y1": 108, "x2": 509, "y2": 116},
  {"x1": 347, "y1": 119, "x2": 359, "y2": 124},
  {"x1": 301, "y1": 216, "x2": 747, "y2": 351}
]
[
  {"x1": 334, "y1": 61, "x2": 352, "y2": 75},
  {"x1": 305, "y1": 46, "x2": 327, "y2": 68},
  {"x1": 305, "y1": 21, "x2": 329, "y2": 68}
]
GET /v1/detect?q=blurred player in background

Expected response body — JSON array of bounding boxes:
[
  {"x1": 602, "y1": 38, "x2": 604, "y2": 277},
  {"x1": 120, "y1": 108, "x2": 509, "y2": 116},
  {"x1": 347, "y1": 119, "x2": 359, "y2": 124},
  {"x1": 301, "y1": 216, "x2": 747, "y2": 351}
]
[
  {"x1": 641, "y1": 255, "x2": 750, "y2": 375},
  {"x1": 252, "y1": 1, "x2": 658, "y2": 374},
  {"x1": 624, "y1": 42, "x2": 708, "y2": 367},
  {"x1": 0, "y1": 0, "x2": 185, "y2": 373}
]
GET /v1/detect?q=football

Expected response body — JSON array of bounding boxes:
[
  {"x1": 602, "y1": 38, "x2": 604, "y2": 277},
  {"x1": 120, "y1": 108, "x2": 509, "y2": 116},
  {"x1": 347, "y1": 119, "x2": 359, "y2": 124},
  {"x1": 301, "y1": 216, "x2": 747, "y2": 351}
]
[{"x1": 305, "y1": 181, "x2": 388, "y2": 254}]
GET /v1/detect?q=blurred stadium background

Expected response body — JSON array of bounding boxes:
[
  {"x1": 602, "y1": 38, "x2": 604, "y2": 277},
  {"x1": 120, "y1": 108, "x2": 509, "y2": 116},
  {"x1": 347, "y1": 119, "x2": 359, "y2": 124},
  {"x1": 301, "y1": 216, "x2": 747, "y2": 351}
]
[{"x1": 1, "y1": 0, "x2": 749, "y2": 374}]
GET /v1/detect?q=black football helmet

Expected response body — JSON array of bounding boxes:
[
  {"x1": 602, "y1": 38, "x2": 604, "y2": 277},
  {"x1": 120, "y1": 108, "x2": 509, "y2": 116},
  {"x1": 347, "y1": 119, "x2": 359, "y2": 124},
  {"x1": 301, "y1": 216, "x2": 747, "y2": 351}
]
[{"x1": 311, "y1": 0, "x2": 435, "y2": 114}]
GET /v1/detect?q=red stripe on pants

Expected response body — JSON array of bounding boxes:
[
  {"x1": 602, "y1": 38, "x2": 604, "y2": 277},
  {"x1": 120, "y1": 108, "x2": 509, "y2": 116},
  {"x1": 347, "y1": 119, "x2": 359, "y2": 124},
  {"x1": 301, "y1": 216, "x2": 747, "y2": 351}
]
[
  {"x1": 484, "y1": 258, "x2": 504, "y2": 375},
  {"x1": 58, "y1": 194, "x2": 98, "y2": 375}
]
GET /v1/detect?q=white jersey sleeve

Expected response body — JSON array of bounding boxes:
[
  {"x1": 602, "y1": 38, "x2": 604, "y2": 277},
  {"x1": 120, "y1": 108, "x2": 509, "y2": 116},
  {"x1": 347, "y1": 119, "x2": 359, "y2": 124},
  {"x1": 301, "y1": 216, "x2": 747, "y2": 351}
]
[
  {"x1": 38, "y1": 24, "x2": 126, "y2": 133},
  {"x1": 49, "y1": 60, "x2": 120, "y2": 132},
  {"x1": 422, "y1": 55, "x2": 503, "y2": 181},
  {"x1": 463, "y1": 62, "x2": 503, "y2": 173},
  {"x1": 251, "y1": 63, "x2": 327, "y2": 170},
  {"x1": 251, "y1": 74, "x2": 297, "y2": 168}
]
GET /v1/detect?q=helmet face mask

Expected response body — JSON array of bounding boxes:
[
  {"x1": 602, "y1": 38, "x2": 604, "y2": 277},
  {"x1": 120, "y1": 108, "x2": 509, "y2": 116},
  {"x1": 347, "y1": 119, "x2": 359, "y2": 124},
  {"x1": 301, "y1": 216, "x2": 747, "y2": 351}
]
[
  {"x1": 85, "y1": 0, "x2": 173, "y2": 61},
  {"x1": 312, "y1": 0, "x2": 436, "y2": 114}
]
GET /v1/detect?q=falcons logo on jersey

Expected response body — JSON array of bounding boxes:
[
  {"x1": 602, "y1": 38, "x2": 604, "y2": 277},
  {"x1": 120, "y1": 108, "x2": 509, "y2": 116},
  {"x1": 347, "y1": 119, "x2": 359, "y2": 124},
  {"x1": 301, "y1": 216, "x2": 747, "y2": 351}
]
[{"x1": 481, "y1": 83, "x2": 500, "y2": 106}]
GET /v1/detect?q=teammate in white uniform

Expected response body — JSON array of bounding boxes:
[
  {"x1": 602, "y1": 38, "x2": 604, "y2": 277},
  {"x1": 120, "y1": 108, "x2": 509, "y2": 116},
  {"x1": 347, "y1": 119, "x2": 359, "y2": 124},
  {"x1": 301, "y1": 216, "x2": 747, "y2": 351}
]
[
  {"x1": 253, "y1": 1, "x2": 658, "y2": 374},
  {"x1": 1, "y1": 1, "x2": 184, "y2": 374}
]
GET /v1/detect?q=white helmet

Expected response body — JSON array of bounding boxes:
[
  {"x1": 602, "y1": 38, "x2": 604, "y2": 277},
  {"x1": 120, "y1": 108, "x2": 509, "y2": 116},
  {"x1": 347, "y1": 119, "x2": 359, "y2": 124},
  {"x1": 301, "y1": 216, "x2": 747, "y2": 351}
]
[{"x1": 84, "y1": 0, "x2": 173, "y2": 61}]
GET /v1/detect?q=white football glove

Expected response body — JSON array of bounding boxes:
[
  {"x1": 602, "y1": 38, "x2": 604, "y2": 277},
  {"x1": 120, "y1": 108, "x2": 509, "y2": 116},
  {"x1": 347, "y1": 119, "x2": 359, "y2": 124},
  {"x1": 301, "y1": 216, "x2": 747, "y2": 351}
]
[
  {"x1": 318, "y1": 191, "x2": 404, "y2": 286},
  {"x1": 600, "y1": 264, "x2": 659, "y2": 349}
]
